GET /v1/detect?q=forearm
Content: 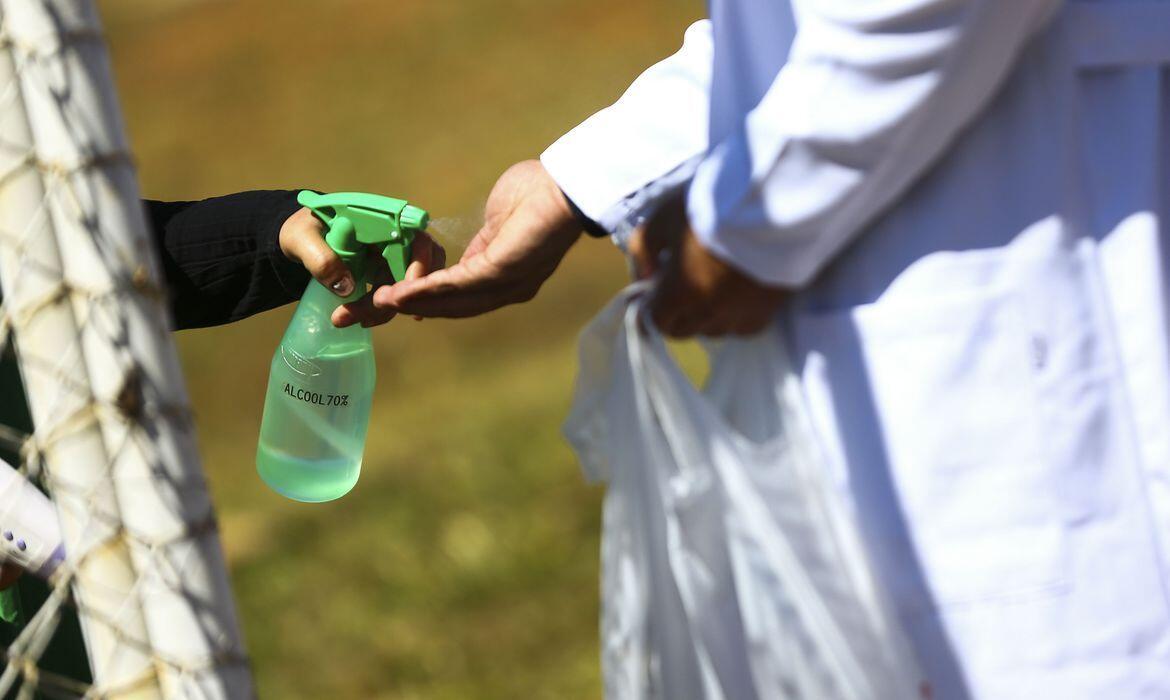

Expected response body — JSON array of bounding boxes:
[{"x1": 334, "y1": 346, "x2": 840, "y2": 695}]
[{"x1": 145, "y1": 190, "x2": 309, "y2": 330}]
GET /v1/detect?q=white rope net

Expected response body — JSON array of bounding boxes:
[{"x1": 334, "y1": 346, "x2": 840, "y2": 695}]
[{"x1": 0, "y1": 1, "x2": 250, "y2": 697}]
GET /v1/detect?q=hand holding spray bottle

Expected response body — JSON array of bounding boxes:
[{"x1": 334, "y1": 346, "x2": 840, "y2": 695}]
[{"x1": 256, "y1": 191, "x2": 429, "y2": 502}]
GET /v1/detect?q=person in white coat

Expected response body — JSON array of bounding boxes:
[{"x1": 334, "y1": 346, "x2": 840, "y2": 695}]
[{"x1": 359, "y1": 0, "x2": 1170, "y2": 696}]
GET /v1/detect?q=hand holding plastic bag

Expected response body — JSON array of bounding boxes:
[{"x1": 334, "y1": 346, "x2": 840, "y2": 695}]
[{"x1": 565, "y1": 284, "x2": 923, "y2": 700}]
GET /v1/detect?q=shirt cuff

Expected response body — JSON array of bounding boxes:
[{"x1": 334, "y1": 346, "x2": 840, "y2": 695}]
[{"x1": 543, "y1": 146, "x2": 705, "y2": 248}]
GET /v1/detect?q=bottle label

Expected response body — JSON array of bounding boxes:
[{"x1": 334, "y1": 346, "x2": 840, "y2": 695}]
[{"x1": 283, "y1": 382, "x2": 350, "y2": 407}]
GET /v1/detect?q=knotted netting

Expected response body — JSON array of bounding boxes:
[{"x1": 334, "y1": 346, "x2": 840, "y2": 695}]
[{"x1": 0, "y1": 1, "x2": 250, "y2": 697}]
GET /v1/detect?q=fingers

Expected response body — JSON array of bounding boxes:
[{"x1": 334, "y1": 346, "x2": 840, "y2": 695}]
[
  {"x1": 0, "y1": 563, "x2": 23, "y2": 590},
  {"x1": 460, "y1": 228, "x2": 493, "y2": 263},
  {"x1": 280, "y1": 207, "x2": 355, "y2": 297},
  {"x1": 629, "y1": 192, "x2": 688, "y2": 281},
  {"x1": 365, "y1": 248, "x2": 395, "y2": 287},
  {"x1": 628, "y1": 229, "x2": 656, "y2": 280},
  {"x1": 338, "y1": 232, "x2": 447, "y2": 326},
  {"x1": 729, "y1": 308, "x2": 775, "y2": 336},
  {"x1": 371, "y1": 255, "x2": 540, "y2": 318},
  {"x1": 641, "y1": 191, "x2": 687, "y2": 256},
  {"x1": 649, "y1": 272, "x2": 705, "y2": 338},
  {"x1": 650, "y1": 269, "x2": 782, "y2": 338},
  {"x1": 648, "y1": 227, "x2": 786, "y2": 339},
  {"x1": 405, "y1": 232, "x2": 447, "y2": 282},
  {"x1": 650, "y1": 282, "x2": 775, "y2": 339},
  {"x1": 403, "y1": 232, "x2": 447, "y2": 321},
  {"x1": 364, "y1": 160, "x2": 579, "y2": 319},
  {"x1": 332, "y1": 291, "x2": 398, "y2": 328}
]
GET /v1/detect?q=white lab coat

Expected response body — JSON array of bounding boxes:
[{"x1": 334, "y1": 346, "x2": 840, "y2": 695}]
[{"x1": 542, "y1": 0, "x2": 1170, "y2": 697}]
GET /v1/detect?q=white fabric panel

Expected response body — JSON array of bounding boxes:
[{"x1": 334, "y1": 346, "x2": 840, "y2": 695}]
[{"x1": 688, "y1": 0, "x2": 1061, "y2": 286}]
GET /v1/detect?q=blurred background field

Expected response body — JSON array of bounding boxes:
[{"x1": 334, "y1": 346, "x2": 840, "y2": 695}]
[{"x1": 100, "y1": 0, "x2": 699, "y2": 698}]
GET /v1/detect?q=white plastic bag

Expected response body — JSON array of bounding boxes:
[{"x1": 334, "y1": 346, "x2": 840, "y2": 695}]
[{"x1": 564, "y1": 285, "x2": 923, "y2": 700}]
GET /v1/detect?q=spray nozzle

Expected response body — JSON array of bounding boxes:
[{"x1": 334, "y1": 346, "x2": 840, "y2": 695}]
[{"x1": 297, "y1": 190, "x2": 431, "y2": 284}]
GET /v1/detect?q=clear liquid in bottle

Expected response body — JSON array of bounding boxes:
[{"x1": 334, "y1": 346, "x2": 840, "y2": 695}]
[{"x1": 256, "y1": 281, "x2": 375, "y2": 502}]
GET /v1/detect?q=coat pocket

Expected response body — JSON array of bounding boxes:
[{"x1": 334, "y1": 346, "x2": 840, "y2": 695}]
[{"x1": 796, "y1": 286, "x2": 1071, "y2": 614}]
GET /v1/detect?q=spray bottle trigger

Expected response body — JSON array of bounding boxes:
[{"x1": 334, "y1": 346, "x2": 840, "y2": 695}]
[
  {"x1": 382, "y1": 237, "x2": 412, "y2": 283},
  {"x1": 296, "y1": 190, "x2": 428, "y2": 284},
  {"x1": 323, "y1": 216, "x2": 356, "y2": 257}
]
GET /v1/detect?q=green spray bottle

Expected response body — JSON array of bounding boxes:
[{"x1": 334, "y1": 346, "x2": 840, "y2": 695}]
[{"x1": 256, "y1": 190, "x2": 429, "y2": 502}]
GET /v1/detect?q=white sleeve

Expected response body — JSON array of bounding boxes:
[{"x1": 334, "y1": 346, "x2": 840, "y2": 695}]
[
  {"x1": 687, "y1": 0, "x2": 1062, "y2": 287},
  {"x1": 541, "y1": 21, "x2": 714, "y2": 242}
]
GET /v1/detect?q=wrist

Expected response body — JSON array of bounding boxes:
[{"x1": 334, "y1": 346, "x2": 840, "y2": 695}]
[
  {"x1": 269, "y1": 195, "x2": 314, "y2": 298},
  {"x1": 278, "y1": 207, "x2": 312, "y2": 260},
  {"x1": 560, "y1": 190, "x2": 609, "y2": 239},
  {"x1": 529, "y1": 160, "x2": 583, "y2": 243}
]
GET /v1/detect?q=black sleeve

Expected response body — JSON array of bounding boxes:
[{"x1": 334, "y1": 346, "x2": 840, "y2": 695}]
[{"x1": 144, "y1": 190, "x2": 312, "y2": 330}]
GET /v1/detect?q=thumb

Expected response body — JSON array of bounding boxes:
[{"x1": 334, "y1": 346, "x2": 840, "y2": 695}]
[
  {"x1": 280, "y1": 207, "x2": 355, "y2": 297},
  {"x1": 627, "y1": 228, "x2": 657, "y2": 280},
  {"x1": 628, "y1": 192, "x2": 688, "y2": 281}
]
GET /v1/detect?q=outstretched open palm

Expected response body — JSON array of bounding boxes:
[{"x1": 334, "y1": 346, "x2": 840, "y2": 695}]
[{"x1": 373, "y1": 160, "x2": 582, "y2": 318}]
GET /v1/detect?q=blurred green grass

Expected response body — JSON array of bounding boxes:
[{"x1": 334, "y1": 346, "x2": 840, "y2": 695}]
[{"x1": 101, "y1": 1, "x2": 699, "y2": 697}]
